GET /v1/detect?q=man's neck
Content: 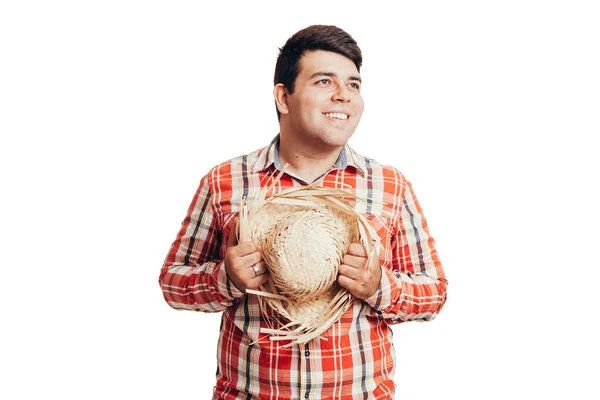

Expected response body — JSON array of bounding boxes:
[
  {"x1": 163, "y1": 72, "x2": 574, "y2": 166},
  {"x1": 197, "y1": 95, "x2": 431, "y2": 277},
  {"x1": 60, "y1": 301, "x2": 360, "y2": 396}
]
[{"x1": 278, "y1": 134, "x2": 343, "y2": 184}]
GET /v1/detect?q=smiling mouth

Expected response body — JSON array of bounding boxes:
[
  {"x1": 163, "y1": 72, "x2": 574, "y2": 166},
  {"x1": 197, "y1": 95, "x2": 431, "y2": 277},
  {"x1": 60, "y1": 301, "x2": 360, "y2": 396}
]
[{"x1": 324, "y1": 112, "x2": 349, "y2": 120}]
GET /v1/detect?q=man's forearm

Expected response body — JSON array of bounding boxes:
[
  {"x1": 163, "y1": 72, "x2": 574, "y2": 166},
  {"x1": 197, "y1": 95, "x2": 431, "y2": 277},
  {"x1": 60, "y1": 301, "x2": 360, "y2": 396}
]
[
  {"x1": 365, "y1": 267, "x2": 448, "y2": 323},
  {"x1": 159, "y1": 260, "x2": 244, "y2": 312}
]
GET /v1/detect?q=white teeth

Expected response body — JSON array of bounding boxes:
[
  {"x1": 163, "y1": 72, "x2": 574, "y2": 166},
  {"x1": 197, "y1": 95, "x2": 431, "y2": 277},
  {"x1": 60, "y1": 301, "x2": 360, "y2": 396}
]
[{"x1": 325, "y1": 112, "x2": 348, "y2": 120}]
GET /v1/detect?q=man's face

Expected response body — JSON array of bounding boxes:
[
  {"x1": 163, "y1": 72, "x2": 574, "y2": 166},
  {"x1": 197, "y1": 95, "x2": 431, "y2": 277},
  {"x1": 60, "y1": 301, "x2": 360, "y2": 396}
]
[{"x1": 281, "y1": 50, "x2": 364, "y2": 150}]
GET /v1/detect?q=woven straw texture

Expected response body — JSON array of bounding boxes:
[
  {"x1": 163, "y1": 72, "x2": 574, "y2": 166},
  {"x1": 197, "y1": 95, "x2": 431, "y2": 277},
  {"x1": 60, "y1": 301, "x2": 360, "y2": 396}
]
[{"x1": 240, "y1": 168, "x2": 380, "y2": 346}]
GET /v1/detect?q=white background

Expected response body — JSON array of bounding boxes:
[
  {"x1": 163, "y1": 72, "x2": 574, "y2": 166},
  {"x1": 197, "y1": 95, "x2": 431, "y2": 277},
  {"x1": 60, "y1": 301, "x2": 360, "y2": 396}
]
[{"x1": 1, "y1": 1, "x2": 599, "y2": 399}]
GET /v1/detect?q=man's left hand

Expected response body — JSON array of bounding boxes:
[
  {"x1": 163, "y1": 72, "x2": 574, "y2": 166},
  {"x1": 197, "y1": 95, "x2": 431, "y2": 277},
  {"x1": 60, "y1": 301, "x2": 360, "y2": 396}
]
[{"x1": 337, "y1": 243, "x2": 382, "y2": 300}]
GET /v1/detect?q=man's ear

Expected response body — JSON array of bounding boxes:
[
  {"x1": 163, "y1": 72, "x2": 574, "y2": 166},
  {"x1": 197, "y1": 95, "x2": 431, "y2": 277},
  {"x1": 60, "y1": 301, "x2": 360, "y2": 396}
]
[{"x1": 273, "y1": 83, "x2": 290, "y2": 115}]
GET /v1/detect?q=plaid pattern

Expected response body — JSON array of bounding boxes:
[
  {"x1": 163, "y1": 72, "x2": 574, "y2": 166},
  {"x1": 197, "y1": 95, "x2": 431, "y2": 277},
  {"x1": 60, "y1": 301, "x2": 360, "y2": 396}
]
[{"x1": 159, "y1": 136, "x2": 448, "y2": 399}]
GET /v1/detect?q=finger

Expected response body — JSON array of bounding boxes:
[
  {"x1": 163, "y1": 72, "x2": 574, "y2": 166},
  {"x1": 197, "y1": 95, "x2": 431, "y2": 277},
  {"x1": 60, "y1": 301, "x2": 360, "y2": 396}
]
[
  {"x1": 247, "y1": 271, "x2": 271, "y2": 291},
  {"x1": 232, "y1": 241, "x2": 258, "y2": 257},
  {"x1": 342, "y1": 253, "x2": 368, "y2": 269},
  {"x1": 257, "y1": 271, "x2": 270, "y2": 285},
  {"x1": 337, "y1": 274, "x2": 356, "y2": 291},
  {"x1": 237, "y1": 251, "x2": 263, "y2": 269},
  {"x1": 347, "y1": 243, "x2": 367, "y2": 257},
  {"x1": 338, "y1": 263, "x2": 362, "y2": 280},
  {"x1": 338, "y1": 274, "x2": 375, "y2": 300},
  {"x1": 250, "y1": 262, "x2": 268, "y2": 279}
]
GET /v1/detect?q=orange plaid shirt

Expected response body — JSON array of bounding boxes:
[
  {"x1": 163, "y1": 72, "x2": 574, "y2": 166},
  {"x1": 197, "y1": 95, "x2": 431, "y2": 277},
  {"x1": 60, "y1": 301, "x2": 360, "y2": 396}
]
[{"x1": 159, "y1": 136, "x2": 448, "y2": 399}]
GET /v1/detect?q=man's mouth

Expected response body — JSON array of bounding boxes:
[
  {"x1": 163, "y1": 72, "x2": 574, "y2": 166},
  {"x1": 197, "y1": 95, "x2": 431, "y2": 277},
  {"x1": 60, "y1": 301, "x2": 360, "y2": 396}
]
[{"x1": 324, "y1": 112, "x2": 349, "y2": 120}]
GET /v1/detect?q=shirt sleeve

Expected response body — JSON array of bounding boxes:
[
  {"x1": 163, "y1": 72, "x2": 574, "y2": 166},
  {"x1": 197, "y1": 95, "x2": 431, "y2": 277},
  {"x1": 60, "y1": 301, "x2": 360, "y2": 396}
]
[
  {"x1": 158, "y1": 173, "x2": 244, "y2": 312},
  {"x1": 364, "y1": 177, "x2": 448, "y2": 323}
]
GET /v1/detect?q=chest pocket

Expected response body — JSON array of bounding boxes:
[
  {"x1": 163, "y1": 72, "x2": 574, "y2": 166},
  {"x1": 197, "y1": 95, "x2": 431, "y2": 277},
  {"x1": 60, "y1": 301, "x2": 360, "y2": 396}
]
[
  {"x1": 364, "y1": 214, "x2": 394, "y2": 269},
  {"x1": 219, "y1": 213, "x2": 238, "y2": 259}
]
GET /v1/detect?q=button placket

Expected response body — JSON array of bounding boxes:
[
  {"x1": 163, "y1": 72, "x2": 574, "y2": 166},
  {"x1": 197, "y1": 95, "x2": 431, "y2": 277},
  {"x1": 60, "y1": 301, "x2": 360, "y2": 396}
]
[{"x1": 303, "y1": 342, "x2": 311, "y2": 398}]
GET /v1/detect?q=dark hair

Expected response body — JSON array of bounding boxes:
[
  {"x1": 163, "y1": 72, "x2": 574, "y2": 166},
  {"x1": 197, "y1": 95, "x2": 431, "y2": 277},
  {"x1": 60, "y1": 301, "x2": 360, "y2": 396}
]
[{"x1": 274, "y1": 25, "x2": 362, "y2": 120}]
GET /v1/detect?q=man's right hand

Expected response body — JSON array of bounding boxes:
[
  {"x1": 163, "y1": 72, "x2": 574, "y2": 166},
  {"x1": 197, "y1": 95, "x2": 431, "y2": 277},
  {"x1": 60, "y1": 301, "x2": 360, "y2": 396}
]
[{"x1": 224, "y1": 231, "x2": 269, "y2": 292}]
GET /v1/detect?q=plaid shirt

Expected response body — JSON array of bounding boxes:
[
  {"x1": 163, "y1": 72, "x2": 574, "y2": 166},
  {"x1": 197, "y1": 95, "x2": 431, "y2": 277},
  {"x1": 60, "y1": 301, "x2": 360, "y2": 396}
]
[{"x1": 159, "y1": 135, "x2": 448, "y2": 400}]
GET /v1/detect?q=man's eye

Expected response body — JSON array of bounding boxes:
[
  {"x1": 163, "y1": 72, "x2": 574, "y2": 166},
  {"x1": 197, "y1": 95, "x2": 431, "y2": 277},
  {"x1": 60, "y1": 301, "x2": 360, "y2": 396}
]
[
  {"x1": 317, "y1": 79, "x2": 330, "y2": 85},
  {"x1": 349, "y1": 82, "x2": 360, "y2": 90}
]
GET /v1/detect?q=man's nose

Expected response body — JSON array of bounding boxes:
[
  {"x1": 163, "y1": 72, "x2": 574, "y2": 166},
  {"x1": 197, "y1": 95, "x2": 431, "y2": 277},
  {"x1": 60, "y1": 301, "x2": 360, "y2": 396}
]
[{"x1": 332, "y1": 84, "x2": 351, "y2": 102}]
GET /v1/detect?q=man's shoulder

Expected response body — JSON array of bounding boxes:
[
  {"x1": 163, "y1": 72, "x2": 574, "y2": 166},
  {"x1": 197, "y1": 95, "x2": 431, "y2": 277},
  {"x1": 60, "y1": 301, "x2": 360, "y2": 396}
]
[
  {"x1": 349, "y1": 147, "x2": 407, "y2": 183},
  {"x1": 202, "y1": 146, "x2": 267, "y2": 182}
]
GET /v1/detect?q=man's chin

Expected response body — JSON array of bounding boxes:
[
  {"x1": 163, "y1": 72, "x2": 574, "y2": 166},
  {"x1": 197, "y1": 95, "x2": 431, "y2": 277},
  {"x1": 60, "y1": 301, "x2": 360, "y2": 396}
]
[{"x1": 317, "y1": 131, "x2": 354, "y2": 148}]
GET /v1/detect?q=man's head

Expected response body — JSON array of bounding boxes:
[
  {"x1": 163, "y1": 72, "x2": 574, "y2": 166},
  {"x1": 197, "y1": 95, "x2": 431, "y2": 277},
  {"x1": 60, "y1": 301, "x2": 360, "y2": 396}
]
[
  {"x1": 274, "y1": 25, "x2": 364, "y2": 151},
  {"x1": 274, "y1": 25, "x2": 363, "y2": 121}
]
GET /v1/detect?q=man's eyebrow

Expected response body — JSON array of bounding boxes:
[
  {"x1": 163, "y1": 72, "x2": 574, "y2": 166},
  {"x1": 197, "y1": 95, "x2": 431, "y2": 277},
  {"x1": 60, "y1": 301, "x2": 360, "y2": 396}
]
[{"x1": 309, "y1": 71, "x2": 362, "y2": 83}]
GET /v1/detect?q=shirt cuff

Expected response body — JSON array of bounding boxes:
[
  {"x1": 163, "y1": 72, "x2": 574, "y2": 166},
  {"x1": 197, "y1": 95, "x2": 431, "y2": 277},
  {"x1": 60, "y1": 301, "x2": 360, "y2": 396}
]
[
  {"x1": 214, "y1": 260, "x2": 245, "y2": 300},
  {"x1": 364, "y1": 266, "x2": 403, "y2": 312}
]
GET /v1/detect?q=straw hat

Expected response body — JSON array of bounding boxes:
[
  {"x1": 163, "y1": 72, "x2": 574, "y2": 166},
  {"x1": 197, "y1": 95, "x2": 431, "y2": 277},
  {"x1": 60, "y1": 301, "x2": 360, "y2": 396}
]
[{"x1": 240, "y1": 168, "x2": 380, "y2": 346}]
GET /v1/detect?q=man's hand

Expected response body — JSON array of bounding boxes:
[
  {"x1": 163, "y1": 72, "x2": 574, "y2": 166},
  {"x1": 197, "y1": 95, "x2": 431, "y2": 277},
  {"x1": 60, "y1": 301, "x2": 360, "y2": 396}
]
[
  {"x1": 224, "y1": 230, "x2": 269, "y2": 292},
  {"x1": 338, "y1": 243, "x2": 382, "y2": 300}
]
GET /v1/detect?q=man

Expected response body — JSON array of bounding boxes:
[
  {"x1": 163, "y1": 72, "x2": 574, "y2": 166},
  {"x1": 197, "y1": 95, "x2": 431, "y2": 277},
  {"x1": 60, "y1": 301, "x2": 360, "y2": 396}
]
[{"x1": 159, "y1": 25, "x2": 448, "y2": 399}]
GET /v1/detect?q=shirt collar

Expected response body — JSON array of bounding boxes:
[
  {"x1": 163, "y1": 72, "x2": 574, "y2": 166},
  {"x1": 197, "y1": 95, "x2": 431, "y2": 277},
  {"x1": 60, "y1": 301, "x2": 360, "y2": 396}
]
[{"x1": 252, "y1": 134, "x2": 367, "y2": 175}]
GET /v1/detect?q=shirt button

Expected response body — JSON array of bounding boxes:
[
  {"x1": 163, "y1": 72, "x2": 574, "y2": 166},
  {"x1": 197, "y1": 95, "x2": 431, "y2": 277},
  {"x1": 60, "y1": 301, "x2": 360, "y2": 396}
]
[
  {"x1": 305, "y1": 393, "x2": 309, "y2": 399},
  {"x1": 305, "y1": 350, "x2": 310, "y2": 357}
]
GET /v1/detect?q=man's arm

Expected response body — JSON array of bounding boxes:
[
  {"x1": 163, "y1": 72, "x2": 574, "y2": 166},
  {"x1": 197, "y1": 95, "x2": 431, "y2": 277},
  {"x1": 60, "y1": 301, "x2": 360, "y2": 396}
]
[
  {"x1": 363, "y1": 178, "x2": 448, "y2": 323},
  {"x1": 158, "y1": 174, "x2": 244, "y2": 312},
  {"x1": 339, "y1": 175, "x2": 448, "y2": 323}
]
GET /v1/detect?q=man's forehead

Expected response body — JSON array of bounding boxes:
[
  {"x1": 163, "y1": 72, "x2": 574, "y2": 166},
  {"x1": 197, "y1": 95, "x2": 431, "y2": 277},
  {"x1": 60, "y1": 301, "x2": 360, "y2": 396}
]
[{"x1": 298, "y1": 50, "x2": 360, "y2": 77}]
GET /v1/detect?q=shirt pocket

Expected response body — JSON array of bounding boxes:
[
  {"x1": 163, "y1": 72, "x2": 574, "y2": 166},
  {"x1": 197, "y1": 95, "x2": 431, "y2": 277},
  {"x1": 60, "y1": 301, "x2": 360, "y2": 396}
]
[
  {"x1": 363, "y1": 214, "x2": 394, "y2": 269},
  {"x1": 219, "y1": 212, "x2": 238, "y2": 259}
]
